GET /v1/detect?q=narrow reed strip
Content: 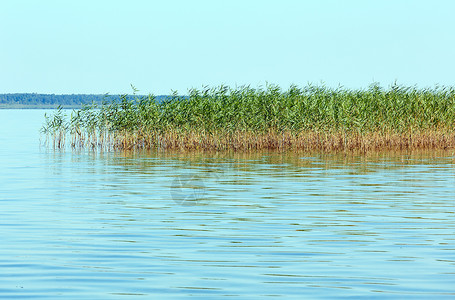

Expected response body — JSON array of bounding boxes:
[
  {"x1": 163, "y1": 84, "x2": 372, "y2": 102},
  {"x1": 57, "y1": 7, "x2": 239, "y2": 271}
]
[{"x1": 41, "y1": 84, "x2": 455, "y2": 152}]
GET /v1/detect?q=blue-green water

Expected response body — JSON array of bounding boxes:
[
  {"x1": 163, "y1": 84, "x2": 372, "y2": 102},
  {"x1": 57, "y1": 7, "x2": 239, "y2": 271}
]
[{"x1": 0, "y1": 109, "x2": 454, "y2": 299}]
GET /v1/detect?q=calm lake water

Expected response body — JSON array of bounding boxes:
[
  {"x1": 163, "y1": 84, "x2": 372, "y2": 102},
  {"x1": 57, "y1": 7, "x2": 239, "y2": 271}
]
[{"x1": 0, "y1": 109, "x2": 454, "y2": 299}]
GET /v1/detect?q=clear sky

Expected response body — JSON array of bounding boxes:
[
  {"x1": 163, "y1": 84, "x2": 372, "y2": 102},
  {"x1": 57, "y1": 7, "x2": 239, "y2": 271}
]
[{"x1": 1, "y1": 0, "x2": 454, "y2": 95}]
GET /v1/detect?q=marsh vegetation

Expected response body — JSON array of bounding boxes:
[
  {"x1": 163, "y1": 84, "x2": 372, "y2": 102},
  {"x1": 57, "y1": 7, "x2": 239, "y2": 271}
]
[{"x1": 41, "y1": 83, "x2": 455, "y2": 152}]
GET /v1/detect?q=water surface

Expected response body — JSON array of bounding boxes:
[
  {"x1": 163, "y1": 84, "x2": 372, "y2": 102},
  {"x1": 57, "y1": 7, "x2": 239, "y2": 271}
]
[{"x1": 0, "y1": 109, "x2": 454, "y2": 299}]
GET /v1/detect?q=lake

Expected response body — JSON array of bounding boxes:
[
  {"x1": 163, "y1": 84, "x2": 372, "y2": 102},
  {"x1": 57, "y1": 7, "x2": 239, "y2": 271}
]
[{"x1": 0, "y1": 109, "x2": 454, "y2": 299}]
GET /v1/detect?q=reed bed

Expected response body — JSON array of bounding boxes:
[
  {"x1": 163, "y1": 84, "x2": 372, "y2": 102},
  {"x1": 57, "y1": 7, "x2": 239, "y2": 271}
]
[{"x1": 41, "y1": 83, "x2": 455, "y2": 152}]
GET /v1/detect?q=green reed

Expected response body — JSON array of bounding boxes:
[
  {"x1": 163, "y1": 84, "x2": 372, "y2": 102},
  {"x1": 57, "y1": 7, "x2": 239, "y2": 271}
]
[{"x1": 41, "y1": 83, "x2": 455, "y2": 150}]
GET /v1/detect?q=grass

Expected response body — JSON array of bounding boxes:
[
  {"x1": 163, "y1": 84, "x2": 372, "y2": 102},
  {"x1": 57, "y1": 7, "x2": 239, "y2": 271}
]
[{"x1": 41, "y1": 83, "x2": 455, "y2": 152}]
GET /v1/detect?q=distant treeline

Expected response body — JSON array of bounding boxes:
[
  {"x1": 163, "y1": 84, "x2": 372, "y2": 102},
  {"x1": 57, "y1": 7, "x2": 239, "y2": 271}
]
[{"x1": 0, "y1": 93, "x2": 169, "y2": 108}]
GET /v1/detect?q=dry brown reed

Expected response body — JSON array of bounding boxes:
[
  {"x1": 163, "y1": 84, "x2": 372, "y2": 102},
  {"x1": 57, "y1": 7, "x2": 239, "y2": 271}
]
[{"x1": 71, "y1": 128, "x2": 455, "y2": 153}]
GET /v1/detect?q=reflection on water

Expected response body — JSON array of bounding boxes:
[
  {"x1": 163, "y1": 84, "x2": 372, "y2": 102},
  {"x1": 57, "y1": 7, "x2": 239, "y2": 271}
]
[{"x1": 0, "y1": 110, "x2": 454, "y2": 298}]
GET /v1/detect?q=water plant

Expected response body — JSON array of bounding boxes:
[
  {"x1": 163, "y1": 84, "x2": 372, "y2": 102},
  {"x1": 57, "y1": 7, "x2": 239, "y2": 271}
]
[{"x1": 41, "y1": 83, "x2": 455, "y2": 152}]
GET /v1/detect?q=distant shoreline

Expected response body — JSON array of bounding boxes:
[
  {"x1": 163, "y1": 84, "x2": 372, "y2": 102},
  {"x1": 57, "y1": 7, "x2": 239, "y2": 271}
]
[
  {"x1": 0, "y1": 104, "x2": 84, "y2": 109},
  {"x1": 0, "y1": 94, "x2": 167, "y2": 109}
]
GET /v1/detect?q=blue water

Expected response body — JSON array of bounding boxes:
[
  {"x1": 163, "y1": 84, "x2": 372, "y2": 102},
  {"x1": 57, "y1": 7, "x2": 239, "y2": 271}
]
[{"x1": 0, "y1": 109, "x2": 454, "y2": 299}]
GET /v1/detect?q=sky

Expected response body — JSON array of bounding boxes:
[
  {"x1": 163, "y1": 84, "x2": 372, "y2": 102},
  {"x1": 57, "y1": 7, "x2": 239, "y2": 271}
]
[{"x1": 1, "y1": 0, "x2": 454, "y2": 95}]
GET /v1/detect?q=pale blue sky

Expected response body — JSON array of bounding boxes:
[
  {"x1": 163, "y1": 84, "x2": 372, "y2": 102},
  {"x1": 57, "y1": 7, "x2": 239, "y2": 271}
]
[{"x1": 1, "y1": 0, "x2": 454, "y2": 94}]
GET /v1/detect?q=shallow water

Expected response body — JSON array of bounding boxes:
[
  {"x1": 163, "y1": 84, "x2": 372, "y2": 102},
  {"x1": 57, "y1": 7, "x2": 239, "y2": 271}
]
[{"x1": 0, "y1": 109, "x2": 454, "y2": 299}]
